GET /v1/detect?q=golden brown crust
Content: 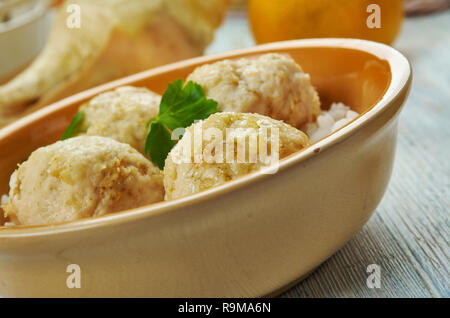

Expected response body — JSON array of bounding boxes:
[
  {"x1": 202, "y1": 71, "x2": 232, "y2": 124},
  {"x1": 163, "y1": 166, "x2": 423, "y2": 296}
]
[
  {"x1": 187, "y1": 53, "x2": 321, "y2": 129},
  {"x1": 77, "y1": 86, "x2": 161, "y2": 155},
  {"x1": 3, "y1": 136, "x2": 164, "y2": 225},
  {"x1": 164, "y1": 112, "x2": 311, "y2": 200}
]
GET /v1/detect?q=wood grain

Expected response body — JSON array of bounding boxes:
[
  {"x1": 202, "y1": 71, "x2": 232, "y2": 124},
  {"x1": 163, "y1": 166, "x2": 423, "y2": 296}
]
[{"x1": 208, "y1": 9, "x2": 450, "y2": 298}]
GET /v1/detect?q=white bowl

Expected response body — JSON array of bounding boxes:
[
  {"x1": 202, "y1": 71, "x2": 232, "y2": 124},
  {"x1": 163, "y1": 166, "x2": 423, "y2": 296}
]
[{"x1": 0, "y1": 0, "x2": 51, "y2": 81}]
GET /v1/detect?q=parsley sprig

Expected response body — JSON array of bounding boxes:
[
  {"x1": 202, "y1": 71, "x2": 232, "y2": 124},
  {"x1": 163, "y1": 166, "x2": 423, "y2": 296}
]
[
  {"x1": 145, "y1": 79, "x2": 218, "y2": 169},
  {"x1": 62, "y1": 111, "x2": 84, "y2": 140}
]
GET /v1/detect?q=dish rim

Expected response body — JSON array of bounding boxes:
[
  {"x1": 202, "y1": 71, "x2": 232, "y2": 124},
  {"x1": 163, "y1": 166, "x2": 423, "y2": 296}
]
[{"x1": 0, "y1": 38, "x2": 411, "y2": 238}]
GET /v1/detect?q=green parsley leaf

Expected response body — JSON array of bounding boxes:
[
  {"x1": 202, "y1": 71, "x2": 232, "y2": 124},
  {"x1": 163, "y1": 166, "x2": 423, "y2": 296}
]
[
  {"x1": 62, "y1": 111, "x2": 84, "y2": 140},
  {"x1": 145, "y1": 79, "x2": 218, "y2": 169}
]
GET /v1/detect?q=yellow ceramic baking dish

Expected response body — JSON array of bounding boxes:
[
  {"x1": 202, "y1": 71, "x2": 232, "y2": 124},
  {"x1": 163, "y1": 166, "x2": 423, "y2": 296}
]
[{"x1": 0, "y1": 39, "x2": 411, "y2": 297}]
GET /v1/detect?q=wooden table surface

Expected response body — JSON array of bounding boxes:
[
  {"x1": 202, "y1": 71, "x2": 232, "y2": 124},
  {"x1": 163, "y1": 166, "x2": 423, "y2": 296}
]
[{"x1": 207, "y1": 9, "x2": 450, "y2": 298}]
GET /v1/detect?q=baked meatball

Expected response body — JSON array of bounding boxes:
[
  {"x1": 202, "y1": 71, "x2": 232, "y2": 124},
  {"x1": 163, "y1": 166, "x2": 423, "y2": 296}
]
[
  {"x1": 164, "y1": 112, "x2": 311, "y2": 200},
  {"x1": 3, "y1": 136, "x2": 164, "y2": 225},
  {"x1": 76, "y1": 86, "x2": 161, "y2": 154},
  {"x1": 186, "y1": 53, "x2": 321, "y2": 129}
]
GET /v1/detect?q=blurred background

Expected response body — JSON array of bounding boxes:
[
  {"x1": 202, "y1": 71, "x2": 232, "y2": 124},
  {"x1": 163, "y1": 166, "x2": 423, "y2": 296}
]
[
  {"x1": 1, "y1": 0, "x2": 450, "y2": 82},
  {"x1": 208, "y1": 0, "x2": 450, "y2": 52}
]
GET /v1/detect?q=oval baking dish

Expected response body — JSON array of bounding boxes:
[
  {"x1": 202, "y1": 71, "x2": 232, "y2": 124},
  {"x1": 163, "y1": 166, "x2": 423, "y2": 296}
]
[{"x1": 0, "y1": 38, "x2": 411, "y2": 297}]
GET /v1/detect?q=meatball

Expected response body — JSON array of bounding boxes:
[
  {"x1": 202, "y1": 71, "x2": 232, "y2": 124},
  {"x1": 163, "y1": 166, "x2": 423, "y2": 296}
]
[
  {"x1": 164, "y1": 112, "x2": 311, "y2": 200},
  {"x1": 3, "y1": 136, "x2": 164, "y2": 225},
  {"x1": 186, "y1": 53, "x2": 321, "y2": 129},
  {"x1": 76, "y1": 86, "x2": 161, "y2": 154}
]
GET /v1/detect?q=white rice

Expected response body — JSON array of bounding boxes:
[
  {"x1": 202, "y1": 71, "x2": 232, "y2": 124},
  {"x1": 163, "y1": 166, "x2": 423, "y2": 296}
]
[{"x1": 306, "y1": 103, "x2": 359, "y2": 142}]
